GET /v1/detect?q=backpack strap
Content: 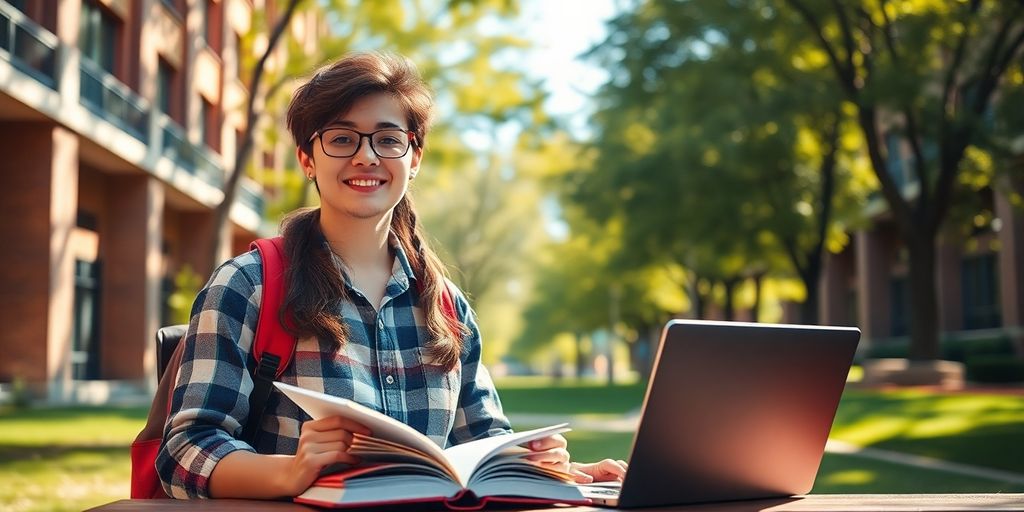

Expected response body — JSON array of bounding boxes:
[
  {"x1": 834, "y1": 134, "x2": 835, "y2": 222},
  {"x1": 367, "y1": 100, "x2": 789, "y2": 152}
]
[
  {"x1": 241, "y1": 236, "x2": 296, "y2": 444},
  {"x1": 438, "y1": 282, "x2": 460, "y2": 341}
]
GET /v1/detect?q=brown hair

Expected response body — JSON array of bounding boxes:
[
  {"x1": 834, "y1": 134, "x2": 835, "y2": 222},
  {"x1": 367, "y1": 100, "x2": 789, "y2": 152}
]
[{"x1": 282, "y1": 52, "x2": 466, "y2": 370}]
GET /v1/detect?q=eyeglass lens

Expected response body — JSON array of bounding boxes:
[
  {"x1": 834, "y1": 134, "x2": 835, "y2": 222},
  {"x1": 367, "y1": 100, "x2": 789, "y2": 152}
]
[{"x1": 319, "y1": 128, "x2": 410, "y2": 158}]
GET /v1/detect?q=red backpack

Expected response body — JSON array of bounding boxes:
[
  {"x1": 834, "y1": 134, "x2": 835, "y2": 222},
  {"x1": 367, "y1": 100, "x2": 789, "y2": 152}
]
[{"x1": 129, "y1": 237, "x2": 459, "y2": 499}]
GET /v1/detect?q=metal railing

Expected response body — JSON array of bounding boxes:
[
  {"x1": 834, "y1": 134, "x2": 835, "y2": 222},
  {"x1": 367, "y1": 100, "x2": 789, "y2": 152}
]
[
  {"x1": 159, "y1": 114, "x2": 224, "y2": 189},
  {"x1": 0, "y1": 2, "x2": 59, "y2": 88},
  {"x1": 238, "y1": 178, "x2": 266, "y2": 217},
  {"x1": 79, "y1": 57, "x2": 150, "y2": 142},
  {"x1": 0, "y1": 1, "x2": 266, "y2": 221}
]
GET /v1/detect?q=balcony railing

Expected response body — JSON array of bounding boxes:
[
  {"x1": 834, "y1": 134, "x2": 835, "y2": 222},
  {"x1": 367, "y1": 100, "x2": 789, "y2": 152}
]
[
  {"x1": 159, "y1": 115, "x2": 225, "y2": 189},
  {"x1": 0, "y1": 2, "x2": 58, "y2": 89},
  {"x1": 79, "y1": 57, "x2": 150, "y2": 142},
  {"x1": 0, "y1": 1, "x2": 266, "y2": 222},
  {"x1": 238, "y1": 179, "x2": 266, "y2": 218}
]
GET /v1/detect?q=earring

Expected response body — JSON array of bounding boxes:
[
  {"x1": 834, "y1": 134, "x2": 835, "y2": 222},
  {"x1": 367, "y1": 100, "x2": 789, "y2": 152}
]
[{"x1": 307, "y1": 174, "x2": 314, "y2": 182}]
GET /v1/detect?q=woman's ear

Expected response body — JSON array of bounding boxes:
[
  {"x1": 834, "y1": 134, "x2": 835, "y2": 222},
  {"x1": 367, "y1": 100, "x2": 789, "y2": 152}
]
[
  {"x1": 409, "y1": 146, "x2": 423, "y2": 179},
  {"x1": 296, "y1": 146, "x2": 314, "y2": 177}
]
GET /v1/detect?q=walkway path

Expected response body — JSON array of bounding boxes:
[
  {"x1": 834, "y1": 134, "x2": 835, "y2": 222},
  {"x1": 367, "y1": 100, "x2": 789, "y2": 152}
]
[{"x1": 507, "y1": 411, "x2": 1024, "y2": 486}]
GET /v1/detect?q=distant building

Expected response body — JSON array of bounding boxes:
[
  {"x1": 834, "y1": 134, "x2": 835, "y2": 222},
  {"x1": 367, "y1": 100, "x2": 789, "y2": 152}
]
[
  {"x1": 0, "y1": 0, "x2": 309, "y2": 403},
  {"x1": 815, "y1": 135, "x2": 1024, "y2": 357}
]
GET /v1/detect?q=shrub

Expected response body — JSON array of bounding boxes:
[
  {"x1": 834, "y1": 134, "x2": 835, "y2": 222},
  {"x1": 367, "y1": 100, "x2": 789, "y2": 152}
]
[
  {"x1": 965, "y1": 355, "x2": 1024, "y2": 383},
  {"x1": 865, "y1": 336, "x2": 1014, "y2": 362}
]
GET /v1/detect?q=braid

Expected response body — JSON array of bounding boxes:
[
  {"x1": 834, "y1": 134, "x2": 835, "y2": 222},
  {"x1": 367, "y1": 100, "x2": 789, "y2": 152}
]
[
  {"x1": 392, "y1": 196, "x2": 467, "y2": 370},
  {"x1": 281, "y1": 208, "x2": 348, "y2": 347}
]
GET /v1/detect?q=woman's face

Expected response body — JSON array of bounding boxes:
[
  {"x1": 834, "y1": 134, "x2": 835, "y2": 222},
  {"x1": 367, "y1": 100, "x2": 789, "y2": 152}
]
[{"x1": 299, "y1": 92, "x2": 422, "y2": 223}]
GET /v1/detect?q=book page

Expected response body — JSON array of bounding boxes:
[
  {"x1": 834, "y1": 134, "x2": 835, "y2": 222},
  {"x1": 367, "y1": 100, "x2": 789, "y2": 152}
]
[
  {"x1": 274, "y1": 382, "x2": 454, "y2": 477},
  {"x1": 442, "y1": 423, "x2": 570, "y2": 487}
]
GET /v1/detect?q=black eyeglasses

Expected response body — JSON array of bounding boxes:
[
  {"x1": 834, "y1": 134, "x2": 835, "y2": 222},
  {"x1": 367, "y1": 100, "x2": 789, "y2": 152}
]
[{"x1": 309, "y1": 128, "x2": 415, "y2": 159}]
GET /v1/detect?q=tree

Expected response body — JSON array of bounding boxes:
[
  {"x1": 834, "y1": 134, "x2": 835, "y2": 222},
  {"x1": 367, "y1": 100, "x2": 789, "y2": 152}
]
[
  {"x1": 575, "y1": 0, "x2": 866, "y2": 323},
  {"x1": 782, "y1": 0, "x2": 1024, "y2": 359},
  {"x1": 208, "y1": 0, "x2": 303, "y2": 272}
]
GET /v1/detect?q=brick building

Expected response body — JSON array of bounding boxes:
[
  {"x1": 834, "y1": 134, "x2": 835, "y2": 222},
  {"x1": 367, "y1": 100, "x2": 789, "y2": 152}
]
[{"x1": 0, "y1": 0, "x2": 305, "y2": 403}]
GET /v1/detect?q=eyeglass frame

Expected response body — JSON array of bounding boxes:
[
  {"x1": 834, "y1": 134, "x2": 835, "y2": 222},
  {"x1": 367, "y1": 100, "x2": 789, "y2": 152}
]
[{"x1": 307, "y1": 127, "x2": 417, "y2": 159}]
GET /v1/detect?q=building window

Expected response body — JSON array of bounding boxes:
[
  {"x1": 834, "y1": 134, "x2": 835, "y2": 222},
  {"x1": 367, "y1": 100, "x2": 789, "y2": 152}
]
[
  {"x1": 205, "y1": 0, "x2": 222, "y2": 55},
  {"x1": 202, "y1": 98, "x2": 221, "y2": 152},
  {"x1": 962, "y1": 254, "x2": 1001, "y2": 330},
  {"x1": 156, "y1": 58, "x2": 180, "y2": 120},
  {"x1": 72, "y1": 259, "x2": 102, "y2": 380},
  {"x1": 79, "y1": 0, "x2": 119, "y2": 73}
]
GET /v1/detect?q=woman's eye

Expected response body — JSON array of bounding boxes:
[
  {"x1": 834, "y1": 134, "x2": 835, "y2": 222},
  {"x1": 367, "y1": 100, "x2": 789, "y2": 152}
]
[
  {"x1": 377, "y1": 137, "x2": 401, "y2": 145},
  {"x1": 330, "y1": 136, "x2": 353, "y2": 145}
]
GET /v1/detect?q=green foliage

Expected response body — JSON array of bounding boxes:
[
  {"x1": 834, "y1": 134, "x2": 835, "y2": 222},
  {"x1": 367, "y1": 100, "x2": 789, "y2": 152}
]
[
  {"x1": 965, "y1": 356, "x2": 1024, "y2": 384},
  {"x1": 865, "y1": 336, "x2": 1015, "y2": 363},
  {"x1": 561, "y1": 0, "x2": 872, "y2": 325},
  {"x1": 166, "y1": 265, "x2": 203, "y2": 326}
]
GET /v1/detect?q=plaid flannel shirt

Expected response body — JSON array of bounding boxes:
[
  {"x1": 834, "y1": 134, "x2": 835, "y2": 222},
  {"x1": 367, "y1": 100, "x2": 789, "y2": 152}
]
[{"x1": 156, "y1": 239, "x2": 512, "y2": 499}]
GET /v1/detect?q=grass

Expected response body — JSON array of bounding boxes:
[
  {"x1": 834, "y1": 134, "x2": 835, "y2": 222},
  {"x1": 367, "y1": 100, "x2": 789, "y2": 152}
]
[
  {"x1": 1, "y1": 379, "x2": 1022, "y2": 511},
  {"x1": 495, "y1": 377, "x2": 646, "y2": 415},
  {"x1": 545, "y1": 430, "x2": 1024, "y2": 493},
  {"x1": 829, "y1": 390, "x2": 1024, "y2": 473},
  {"x1": 496, "y1": 376, "x2": 1024, "y2": 494},
  {"x1": 0, "y1": 406, "x2": 148, "y2": 512}
]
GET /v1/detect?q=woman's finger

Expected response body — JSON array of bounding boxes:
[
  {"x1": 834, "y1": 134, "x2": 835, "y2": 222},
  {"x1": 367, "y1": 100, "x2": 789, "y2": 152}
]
[
  {"x1": 528, "y1": 434, "x2": 567, "y2": 452},
  {"x1": 302, "y1": 416, "x2": 371, "y2": 436},
  {"x1": 523, "y1": 447, "x2": 570, "y2": 464}
]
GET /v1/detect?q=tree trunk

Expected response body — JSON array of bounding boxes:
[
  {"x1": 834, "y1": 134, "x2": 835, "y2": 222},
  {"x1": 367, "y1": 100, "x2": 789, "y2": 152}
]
[
  {"x1": 574, "y1": 331, "x2": 586, "y2": 379},
  {"x1": 751, "y1": 273, "x2": 763, "y2": 323},
  {"x1": 206, "y1": 0, "x2": 303, "y2": 273},
  {"x1": 799, "y1": 255, "x2": 822, "y2": 325},
  {"x1": 723, "y1": 278, "x2": 738, "y2": 321},
  {"x1": 906, "y1": 233, "x2": 941, "y2": 360}
]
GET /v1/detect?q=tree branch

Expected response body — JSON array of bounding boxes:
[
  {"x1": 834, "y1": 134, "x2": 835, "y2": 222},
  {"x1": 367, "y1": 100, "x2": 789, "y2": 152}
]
[
  {"x1": 829, "y1": 0, "x2": 858, "y2": 75},
  {"x1": 210, "y1": 0, "x2": 303, "y2": 270},
  {"x1": 858, "y1": 105, "x2": 915, "y2": 237},
  {"x1": 877, "y1": 0, "x2": 901, "y2": 61},
  {"x1": 785, "y1": 0, "x2": 858, "y2": 96},
  {"x1": 932, "y1": 5, "x2": 1024, "y2": 230},
  {"x1": 813, "y1": 113, "x2": 840, "y2": 276},
  {"x1": 940, "y1": 1, "x2": 978, "y2": 144}
]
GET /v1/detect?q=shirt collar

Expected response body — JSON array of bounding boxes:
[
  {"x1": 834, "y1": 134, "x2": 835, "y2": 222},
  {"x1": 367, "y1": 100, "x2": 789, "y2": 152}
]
[{"x1": 322, "y1": 231, "x2": 417, "y2": 293}]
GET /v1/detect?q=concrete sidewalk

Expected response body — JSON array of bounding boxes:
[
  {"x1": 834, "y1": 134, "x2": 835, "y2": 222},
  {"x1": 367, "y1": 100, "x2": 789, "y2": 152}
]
[{"x1": 508, "y1": 411, "x2": 1024, "y2": 486}]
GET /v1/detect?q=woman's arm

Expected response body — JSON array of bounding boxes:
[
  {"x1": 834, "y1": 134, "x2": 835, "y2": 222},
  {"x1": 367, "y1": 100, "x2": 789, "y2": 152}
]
[
  {"x1": 208, "y1": 416, "x2": 368, "y2": 498},
  {"x1": 446, "y1": 286, "x2": 513, "y2": 446}
]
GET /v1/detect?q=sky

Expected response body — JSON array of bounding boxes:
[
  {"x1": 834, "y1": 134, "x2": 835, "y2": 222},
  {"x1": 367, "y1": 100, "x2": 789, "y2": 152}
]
[{"x1": 518, "y1": 0, "x2": 619, "y2": 137}]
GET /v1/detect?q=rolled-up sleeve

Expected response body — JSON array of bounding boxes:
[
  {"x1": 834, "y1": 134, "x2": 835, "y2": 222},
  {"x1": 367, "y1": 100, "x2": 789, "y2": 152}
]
[
  {"x1": 157, "y1": 252, "x2": 263, "y2": 498},
  {"x1": 447, "y1": 285, "x2": 513, "y2": 446}
]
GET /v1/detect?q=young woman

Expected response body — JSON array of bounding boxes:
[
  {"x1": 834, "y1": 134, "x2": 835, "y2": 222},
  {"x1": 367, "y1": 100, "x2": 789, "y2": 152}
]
[{"x1": 157, "y1": 52, "x2": 626, "y2": 499}]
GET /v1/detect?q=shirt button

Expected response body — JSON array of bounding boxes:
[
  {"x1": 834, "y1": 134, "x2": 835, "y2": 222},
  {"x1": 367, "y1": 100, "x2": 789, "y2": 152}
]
[{"x1": 385, "y1": 375, "x2": 395, "y2": 385}]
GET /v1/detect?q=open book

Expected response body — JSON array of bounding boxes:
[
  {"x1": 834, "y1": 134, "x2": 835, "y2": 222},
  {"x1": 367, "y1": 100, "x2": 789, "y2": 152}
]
[{"x1": 274, "y1": 382, "x2": 590, "y2": 509}]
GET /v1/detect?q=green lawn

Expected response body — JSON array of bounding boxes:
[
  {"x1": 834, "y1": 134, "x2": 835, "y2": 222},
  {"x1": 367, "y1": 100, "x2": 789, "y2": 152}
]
[
  {"x1": 1, "y1": 380, "x2": 1022, "y2": 511},
  {"x1": 496, "y1": 377, "x2": 1024, "y2": 493},
  {"x1": 829, "y1": 389, "x2": 1024, "y2": 473},
  {"x1": 0, "y1": 406, "x2": 148, "y2": 512}
]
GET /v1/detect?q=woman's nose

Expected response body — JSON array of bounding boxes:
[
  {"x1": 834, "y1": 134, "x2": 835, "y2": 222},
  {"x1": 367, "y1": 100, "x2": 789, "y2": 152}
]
[{"x1": 351, "y1": 135, "x2": 379, "y2": 166}]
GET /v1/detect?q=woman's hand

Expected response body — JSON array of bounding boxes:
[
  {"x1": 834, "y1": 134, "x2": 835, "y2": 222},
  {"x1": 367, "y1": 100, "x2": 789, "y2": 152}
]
[
  {"x1": 283, "y1": 416, "x2": 370, "y2": 496},
  {"x1": 525, "y1": 435, "x2": 628, "y2": 483},
  {"x1": 571, "y1": 459, "x2": 628, "y2": 483}
]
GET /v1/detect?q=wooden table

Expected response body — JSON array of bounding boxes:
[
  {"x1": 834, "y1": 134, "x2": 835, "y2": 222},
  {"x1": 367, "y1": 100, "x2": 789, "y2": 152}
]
[{"x1": 88, "y1": 494, "x2": 1024, "y2": 511}]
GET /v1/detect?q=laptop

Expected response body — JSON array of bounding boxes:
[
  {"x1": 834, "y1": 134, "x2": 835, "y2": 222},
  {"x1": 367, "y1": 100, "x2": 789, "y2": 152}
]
[{"x1": 581, "y1": 319, "x2": 860, "y2": 508}]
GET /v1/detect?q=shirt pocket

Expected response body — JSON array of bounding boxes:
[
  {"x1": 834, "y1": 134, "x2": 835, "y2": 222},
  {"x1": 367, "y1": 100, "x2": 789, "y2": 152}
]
[{"x1": 415, "y1": 347, "x2": 461, "y2": 445}]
